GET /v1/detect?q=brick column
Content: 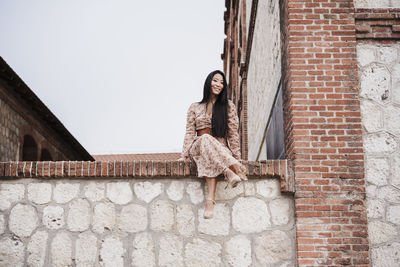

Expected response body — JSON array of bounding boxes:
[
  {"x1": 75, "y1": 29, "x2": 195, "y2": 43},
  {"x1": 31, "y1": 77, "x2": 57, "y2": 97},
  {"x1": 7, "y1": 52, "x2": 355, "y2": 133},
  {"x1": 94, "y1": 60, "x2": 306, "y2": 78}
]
[{"x1": 282, "y1": 0, "x2": 369, "y2": 265}]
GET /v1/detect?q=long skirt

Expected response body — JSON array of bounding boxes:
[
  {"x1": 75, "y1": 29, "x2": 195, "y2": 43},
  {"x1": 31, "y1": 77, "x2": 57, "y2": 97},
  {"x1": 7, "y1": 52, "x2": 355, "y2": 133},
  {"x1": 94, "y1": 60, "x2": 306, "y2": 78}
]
[{"x1": 189, "y1": 133, "x2": 244, "y2": 178}]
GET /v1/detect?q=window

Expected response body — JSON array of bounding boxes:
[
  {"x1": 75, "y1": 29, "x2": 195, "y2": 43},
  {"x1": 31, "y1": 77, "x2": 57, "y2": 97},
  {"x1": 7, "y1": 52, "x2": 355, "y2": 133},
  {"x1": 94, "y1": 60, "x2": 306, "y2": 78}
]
[
  {"x1": 266, "y1": 84, "x2": 285, "y2": 159},
  {"x1": 22, "y1": 135, "x2": 38, "y2": 161},
  {"x1": 40, "y1": 148, "x2": 52, "y2": 161}
]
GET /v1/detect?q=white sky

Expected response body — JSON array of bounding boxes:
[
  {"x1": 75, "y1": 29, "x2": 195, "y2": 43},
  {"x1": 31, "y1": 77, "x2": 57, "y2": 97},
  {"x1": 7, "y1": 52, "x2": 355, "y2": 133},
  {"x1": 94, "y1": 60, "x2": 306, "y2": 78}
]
[{"x1": 0, "y1": 0, "x2": 225, "y2": 155}]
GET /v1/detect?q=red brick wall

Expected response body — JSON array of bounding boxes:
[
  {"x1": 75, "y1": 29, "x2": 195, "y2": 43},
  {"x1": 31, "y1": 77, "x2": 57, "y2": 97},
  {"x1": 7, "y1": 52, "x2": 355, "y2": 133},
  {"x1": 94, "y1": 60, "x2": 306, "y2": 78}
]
[
  {"x1": 355, "y1": 8, "x2": 400, "y2": 41},
  {"x1": 282, "y1": 0, "x2": 369, "y2": 265}
]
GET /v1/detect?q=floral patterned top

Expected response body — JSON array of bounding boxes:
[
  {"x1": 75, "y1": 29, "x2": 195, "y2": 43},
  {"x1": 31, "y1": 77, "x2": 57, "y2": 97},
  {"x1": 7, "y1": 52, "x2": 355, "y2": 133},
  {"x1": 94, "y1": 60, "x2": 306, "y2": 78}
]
[{"x1": 181, "y1": 100, "x2": 241, "y2": 161}]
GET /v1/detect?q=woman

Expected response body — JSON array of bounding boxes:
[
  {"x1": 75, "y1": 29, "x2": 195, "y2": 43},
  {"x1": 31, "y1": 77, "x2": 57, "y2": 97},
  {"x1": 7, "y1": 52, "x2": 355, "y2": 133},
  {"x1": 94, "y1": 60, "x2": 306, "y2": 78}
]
[{"x1": 179, "y1": 70, "x2": 247, "y2": 219}]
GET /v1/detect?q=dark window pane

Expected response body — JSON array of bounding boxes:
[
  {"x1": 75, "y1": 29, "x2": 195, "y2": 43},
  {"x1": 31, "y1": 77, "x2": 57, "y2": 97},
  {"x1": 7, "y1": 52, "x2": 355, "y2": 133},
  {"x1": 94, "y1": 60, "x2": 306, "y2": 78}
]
[
  {"x1": 266, "y1": 84, "x2": 285, "y2": 159},
  {"x1": 22, "y1": 135, "x2": 38, "y2": 161}
]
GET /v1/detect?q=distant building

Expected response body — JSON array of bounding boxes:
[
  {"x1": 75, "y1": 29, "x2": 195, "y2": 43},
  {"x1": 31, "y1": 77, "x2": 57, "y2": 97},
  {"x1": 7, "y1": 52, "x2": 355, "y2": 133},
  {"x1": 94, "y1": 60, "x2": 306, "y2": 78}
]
[
  {"x1": 93, "y1": 152, "x2": 180, "y2": 161},
  {"x1": 0, "y1": 57, "x2": 93, "y2": 161}
]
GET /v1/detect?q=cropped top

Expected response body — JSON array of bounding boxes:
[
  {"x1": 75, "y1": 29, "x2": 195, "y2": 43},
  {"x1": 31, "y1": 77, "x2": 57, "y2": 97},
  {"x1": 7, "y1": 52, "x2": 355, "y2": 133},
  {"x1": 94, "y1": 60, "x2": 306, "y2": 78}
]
[{"x1": 181, "y1": 100, "x2": 241, "y2": 161}]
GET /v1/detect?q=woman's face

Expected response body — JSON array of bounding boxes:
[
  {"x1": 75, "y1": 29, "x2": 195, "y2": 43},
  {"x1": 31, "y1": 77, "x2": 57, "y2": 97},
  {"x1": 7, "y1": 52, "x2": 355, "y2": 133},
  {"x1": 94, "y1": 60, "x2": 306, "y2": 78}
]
[{"x1": 211, "y1": 73, "x2": 224, "y2": 96}]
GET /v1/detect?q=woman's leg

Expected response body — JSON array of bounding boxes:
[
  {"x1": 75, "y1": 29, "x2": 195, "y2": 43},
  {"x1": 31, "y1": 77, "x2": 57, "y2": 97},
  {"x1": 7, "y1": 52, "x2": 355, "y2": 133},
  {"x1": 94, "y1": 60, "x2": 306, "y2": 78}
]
[{"x1": 204, "y1": 177, "x2": 217, "y2": 216}]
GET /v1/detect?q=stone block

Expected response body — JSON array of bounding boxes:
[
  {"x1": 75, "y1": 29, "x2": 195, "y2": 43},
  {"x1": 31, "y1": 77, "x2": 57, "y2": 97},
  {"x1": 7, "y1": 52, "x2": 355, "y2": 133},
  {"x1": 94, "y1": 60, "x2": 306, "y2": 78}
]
[
  {"x1": 134, "y1": 182, "x2": 163, "y2": 203},
  {"x1": 360, "y1": 63, "x2": 390, "y2": 104},
  {"x1": 76, "y1": 232, "x2": 97, "y2": 267},
  {"x1": 377, "y1": 186, "x2": 400, "y2": 203},
  {"x1": 84, "y1": 182, "x2": 105, "y2": 202},
  {"x1": 100, "y1": 235, "x2": 124, "y2": 267},
  {"x1": 214, "y1": 181, "x2": 244, "y2": 200},
  {"x1": 254, "y1": 230, "x2": 293, "y2": 265},
  {"x1": 244, "y1": 181, "x2": 256, "y2": 196},
  {"x1": 9, "y1": 203, "x2": 38, "y2": 237},
  {"x1": 131, "y1": 232, "x2": 155, "y2": 267},
  {"x1": 176, "y1": 204, "x2": 195, "y2": 237},
  {"x1": 368, "y1": 220, "x2": 397, "y2": 245},
  {"x1": 367, "y1": 199, "x2": 385, "y2": 219},
  {"x1": 378, "y1": 46, "x2": 398, "y2": 65},
  {"x1": 392, "y1": 63, "x2": 400, "y2": 104},
  {"x1": 118, "y1": 204, "x2": 147, "y2": 233},
  {"x1": 366, "y1": 184, "x2": 377, "y2": 198},
  {"x1": 198, "y1": 203, "x2": 230, "y2": 236},
  {"x1": 150, "y1": 200, "x2": 174, "y2": 231},
  {"x1": 51, "y1": 232, "x2": 72, "y2": 267},
  {"x1": 0, "y1": 183, "x2": 24, "y2": 210},
  {"x1": 364, "y1": 132, "x2": 398, "y2": 153},
  {"x1": 186, "y1": 182, "x2": 204, "y2": 204},
  {"x1": 365, "y1": 157, "x2": 389, "y2": 186},
  {"x1": 43, "y1": 205, "x2": 64, "y2": 230},
  {"x1": 106, "y1": 182, "x2": 133, "y2": 205},
  {"x1": 184, "y1": 238, "x2": 222, "y2": 267},
  {"x1": 0, "y1": 237, "x2": 24, "y2": 267},
  {"x1": 360, "y1": 100, "x2": 382, "y2": 133},
  {"x1": 232, "y1": 197, "x2": 271, "y2": 233},
  {"x1": 27, "y1": 183, "x2": 52, "y2": 204},
  {"x1": 167, "y1": 181, "x2": 184, "y2": 201},
  {"x1": 270, "y1": 197, "x2": 292, "y2": 225},
  {"x1": 67, "y1": 198, "x2": 90, "y2": 231},
  {"x1": 54, "y1": 182, "x2": 80, "y2": 204},
  {"x1": 92, "y1": 202, "x2": 116, "y2": 233},
  {"x1": 392, "y1": 154, "x2": 400, "y2": 187},
  {"x1": 256, "y1": 179, "x2": 280, "y2": 198},
  {"x1": 224, "y1": 235, "x2": 252, "y2": 267},
  {"x1": 357, "y1": 45, "x2": 376, "y2": 66},
  {"x1": 387, "y1": 205, "x2": 400, "y2": 225},
  {"x1": 371, "y1": 242, "x2": 400, "y2": 267},
  {"x1": 383, "y1": 106, "x2": 400, "y2": 135},
  {"x1": 27, "y1": 230, "x2": 48, "y2": 267},
  {"x1": 159, "y1": 234, "x2": 183, "y2": 267},
  {"x1": 0, "y1": 214, "x2": 4, "y2": 235}
]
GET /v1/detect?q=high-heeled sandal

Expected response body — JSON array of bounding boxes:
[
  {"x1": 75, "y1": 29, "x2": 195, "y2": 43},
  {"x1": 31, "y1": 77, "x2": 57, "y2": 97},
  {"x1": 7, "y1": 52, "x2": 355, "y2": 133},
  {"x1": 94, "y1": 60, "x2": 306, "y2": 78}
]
[
  {"x1": 224, "y1": 173, "x2": 241, "y2": 189},
  {"x1": 203, "y1": 198, "x2": 216, "y2": 219},
  {"x1": 237, "y1": 171, "x2": 248, "y2": 181}
]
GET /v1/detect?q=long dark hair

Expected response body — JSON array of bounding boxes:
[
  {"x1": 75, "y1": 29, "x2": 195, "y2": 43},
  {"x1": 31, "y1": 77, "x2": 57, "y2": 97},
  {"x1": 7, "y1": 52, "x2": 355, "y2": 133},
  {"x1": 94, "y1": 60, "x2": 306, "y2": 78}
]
[{"x1": 199, "y1": 70, "x2": 228, "y2": 138}]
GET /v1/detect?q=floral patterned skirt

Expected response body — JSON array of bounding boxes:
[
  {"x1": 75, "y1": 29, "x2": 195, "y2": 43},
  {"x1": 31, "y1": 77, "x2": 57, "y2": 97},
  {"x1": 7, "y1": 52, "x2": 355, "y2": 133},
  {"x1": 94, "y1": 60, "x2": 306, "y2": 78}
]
[{"x1": 189, "y1": 133, "x2": 244, "y2": 178}]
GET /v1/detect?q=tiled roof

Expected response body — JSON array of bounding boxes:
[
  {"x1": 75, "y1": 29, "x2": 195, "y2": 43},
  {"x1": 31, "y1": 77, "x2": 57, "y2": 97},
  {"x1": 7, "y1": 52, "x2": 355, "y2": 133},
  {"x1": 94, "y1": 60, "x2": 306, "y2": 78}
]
[{"x1": 92, "y1": 152, "x2": 181, "y2": 161}]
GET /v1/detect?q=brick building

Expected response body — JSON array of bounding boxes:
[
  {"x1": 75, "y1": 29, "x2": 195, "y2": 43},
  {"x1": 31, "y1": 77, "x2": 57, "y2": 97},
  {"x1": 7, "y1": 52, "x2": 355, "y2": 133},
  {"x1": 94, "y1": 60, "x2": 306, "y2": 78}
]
[
  {"x1": 223, "y1": 0, "x2": 400, "y2": 265},
  {"x1": 0, "y1": 57, "x2": 93, "y2": 162}
]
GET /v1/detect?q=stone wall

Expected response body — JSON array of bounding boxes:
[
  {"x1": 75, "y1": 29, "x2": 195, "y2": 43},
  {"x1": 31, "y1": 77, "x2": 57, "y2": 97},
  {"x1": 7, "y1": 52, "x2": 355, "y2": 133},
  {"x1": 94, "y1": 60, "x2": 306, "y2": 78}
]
[
  {"x1": 0, "y1": 176, "x2": 296, "y2": 266},
  {"x1": 358, "y1": 43, "x2": 400, "y2": 266},
  {"x1": 247, "y1": 0, "x2": 282, "y2": 160},
  {"x1": 0, "y1": 96, "x2": 25, "y2": 161}
]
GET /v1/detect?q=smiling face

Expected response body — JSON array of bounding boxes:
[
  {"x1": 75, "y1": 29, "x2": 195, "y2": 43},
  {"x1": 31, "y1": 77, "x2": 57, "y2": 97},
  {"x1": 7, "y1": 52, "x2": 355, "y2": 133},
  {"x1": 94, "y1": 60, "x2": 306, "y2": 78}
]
[{"x1": 211, "y1": 73, "x2": 224, "y2": 97}]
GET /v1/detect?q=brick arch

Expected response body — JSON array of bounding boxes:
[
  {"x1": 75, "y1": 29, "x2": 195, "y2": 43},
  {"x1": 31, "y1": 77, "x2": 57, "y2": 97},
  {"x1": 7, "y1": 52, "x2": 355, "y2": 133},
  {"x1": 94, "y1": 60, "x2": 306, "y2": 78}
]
[
  {"x1": 18, "y1": 125, "x2": 42, "y2": 161},
  {"x1": 39, "y1": 140, "x2": 56, "y2": 161},
  {"x1": 22, "y1": 135, "x2": 38, "y2": 161}
]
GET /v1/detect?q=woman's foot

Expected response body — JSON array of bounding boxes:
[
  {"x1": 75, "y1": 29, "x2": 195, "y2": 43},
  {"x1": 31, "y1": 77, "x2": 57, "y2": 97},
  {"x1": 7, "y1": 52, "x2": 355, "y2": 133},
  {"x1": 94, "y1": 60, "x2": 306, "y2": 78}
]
[
  {"x1": 203, "y1": 198, "x2": 216, "y2": 219},
  {"x1": 231, "y1": 164, "x2": 248, "y2": 181},
  {"x1": 224, "y1": 168, "x2": 241, "y2": 189}
]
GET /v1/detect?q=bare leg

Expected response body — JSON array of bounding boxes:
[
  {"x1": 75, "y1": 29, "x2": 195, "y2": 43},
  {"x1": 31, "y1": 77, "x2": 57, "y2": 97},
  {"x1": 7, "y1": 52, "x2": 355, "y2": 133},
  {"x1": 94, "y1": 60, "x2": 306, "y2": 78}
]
[{"x1": 205, "y1": 177, "x2": 217, "y2": 214}]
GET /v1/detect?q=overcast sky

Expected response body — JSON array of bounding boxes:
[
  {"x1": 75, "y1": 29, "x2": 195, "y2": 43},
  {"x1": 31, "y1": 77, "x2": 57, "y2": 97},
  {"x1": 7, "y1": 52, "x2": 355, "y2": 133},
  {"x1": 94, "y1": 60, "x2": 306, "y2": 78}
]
[{"x1": 0, "y1": 0, "x2": 225, "y2": 155}]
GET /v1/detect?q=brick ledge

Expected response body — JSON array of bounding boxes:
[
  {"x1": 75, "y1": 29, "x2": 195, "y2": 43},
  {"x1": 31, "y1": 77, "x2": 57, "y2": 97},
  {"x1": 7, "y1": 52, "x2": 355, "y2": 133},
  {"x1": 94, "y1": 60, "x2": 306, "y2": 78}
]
[{"x1": 0, "y1": 160, "x2": 294, "y2": 193}]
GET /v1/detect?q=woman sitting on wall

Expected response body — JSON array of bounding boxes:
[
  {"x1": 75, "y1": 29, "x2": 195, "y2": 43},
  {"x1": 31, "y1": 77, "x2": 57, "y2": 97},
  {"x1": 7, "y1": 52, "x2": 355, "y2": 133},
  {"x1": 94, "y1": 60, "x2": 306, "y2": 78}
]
[{"x1": 179, "y1": 70, "x2": 247, "y2": 219}]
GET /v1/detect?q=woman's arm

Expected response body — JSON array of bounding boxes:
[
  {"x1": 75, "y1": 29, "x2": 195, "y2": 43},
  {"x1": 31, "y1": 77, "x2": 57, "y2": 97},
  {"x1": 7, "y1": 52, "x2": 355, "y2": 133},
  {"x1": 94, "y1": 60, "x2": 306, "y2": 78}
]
[
  {"x1": 181, "y1": 103, "x2": 196, "y2": 160},
  {"x1": 227, "y1": 100, "x2": 241, "y2": 160}
]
